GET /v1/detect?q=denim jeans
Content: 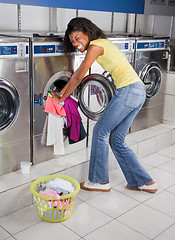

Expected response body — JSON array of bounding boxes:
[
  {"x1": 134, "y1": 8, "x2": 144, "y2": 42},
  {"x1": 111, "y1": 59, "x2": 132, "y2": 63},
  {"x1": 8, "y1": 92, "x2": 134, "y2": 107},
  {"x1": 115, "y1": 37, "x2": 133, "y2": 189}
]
[{"x1": 89, "y1": 82, "x2": 153, "y2": 188}]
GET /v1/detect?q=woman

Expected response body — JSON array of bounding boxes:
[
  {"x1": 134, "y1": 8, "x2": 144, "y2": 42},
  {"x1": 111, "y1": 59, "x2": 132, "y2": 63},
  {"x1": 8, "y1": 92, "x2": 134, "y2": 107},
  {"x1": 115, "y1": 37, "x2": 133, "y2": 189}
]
[{"x1": 51, "y1": 17, "x2": 157, "y2": 193}]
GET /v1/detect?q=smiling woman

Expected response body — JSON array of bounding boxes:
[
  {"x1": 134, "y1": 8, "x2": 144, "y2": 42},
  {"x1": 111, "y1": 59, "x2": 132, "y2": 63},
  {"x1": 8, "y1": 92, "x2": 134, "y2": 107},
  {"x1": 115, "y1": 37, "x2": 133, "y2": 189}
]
[
  {"x1": 63, "y1": 17, "x2": 107, "y2": 53},
  {"x1": 50, "y1": 17, "x2": 157, "y2": 193},
  {"x1": 69, "y1": 31, "x2": 89, "y2": 53}
]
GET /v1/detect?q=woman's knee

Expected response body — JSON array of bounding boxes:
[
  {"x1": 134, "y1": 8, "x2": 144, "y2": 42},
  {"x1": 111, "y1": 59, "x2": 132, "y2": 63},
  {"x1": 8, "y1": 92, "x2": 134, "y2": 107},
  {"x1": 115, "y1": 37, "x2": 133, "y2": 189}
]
[{"x1": 110, "y1": 132, "x2": 125, "y2": 150}]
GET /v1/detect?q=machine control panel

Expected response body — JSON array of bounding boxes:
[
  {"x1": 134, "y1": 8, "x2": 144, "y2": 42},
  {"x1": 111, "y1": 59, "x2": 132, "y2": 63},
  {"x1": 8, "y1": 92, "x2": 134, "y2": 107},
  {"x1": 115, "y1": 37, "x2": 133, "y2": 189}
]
[
  {"x1": 112, "y1": 41, "x2": 135, "y2": 52},
  {"x1": 34, "y1": 45, "x2": 56, "y2": 54},
  {"x1": 0, "y1": 42, "x2": 27, "y2": 58},
  {"x1": 33, "y1": 42, "x2": 64, "y2": 56},
  {"x1": 0, "y1": 45, "x2": 17, "y2": 56},
  {"x1": 137, "y1": 39, "x2": 170, "y2": 51}
]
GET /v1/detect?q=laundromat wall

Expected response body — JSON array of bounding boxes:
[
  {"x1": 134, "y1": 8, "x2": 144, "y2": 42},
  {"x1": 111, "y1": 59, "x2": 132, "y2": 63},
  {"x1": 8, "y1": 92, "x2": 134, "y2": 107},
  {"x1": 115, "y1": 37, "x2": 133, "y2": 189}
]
[{"x1": 0, "y1": 3, "x2": 175, "y2": 38}]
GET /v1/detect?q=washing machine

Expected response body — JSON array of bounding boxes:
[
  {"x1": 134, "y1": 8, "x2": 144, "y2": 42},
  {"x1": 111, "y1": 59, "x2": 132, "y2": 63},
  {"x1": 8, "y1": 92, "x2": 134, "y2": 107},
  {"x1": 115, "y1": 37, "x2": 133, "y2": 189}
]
[
  {"x1": 131, "y1": 37, "x2": 170, "y2": 132},
  {"x1": 0, "y1": 36, "x2": 30, "y2": 175},
  {"x1": 29, "y1": 35, "x2": 77, "y2": 164}
]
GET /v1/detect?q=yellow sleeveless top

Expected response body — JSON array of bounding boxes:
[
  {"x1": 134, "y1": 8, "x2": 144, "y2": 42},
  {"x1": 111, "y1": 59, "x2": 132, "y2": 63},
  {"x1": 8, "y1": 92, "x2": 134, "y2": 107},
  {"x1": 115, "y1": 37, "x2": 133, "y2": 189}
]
[{"x1": 90, "y1": 38, "x2": 141, "y2": 89}]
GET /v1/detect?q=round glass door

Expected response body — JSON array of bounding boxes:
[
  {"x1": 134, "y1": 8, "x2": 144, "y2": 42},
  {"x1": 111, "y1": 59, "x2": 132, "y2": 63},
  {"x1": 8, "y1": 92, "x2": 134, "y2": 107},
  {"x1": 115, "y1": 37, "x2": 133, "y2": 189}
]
[
  {"x1": 79, "y1": 74, "x2": 115, "y2": 121},
  {"x1": 140, "y1": 62, "x2": 162, "y2": 99},
  {"x1": 43, "y1": 70, "x2": 72, "y2": 106},
  {"x1": 0, "y1": 79, "x2": 19, "y2": 131}
]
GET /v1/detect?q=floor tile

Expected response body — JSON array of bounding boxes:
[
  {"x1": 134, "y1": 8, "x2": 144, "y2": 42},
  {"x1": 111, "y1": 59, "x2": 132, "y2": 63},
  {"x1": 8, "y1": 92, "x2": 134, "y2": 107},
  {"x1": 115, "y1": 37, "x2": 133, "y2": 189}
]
[
  {"x1": 148, "y1": 168, "x2": 175, "y2": 189},
  {"x1": 167, "y1": 184, "x2": 175, "y2": 194},
  {"x1": 144, "y1": 190, "x2": 175, "y2": 219},
  {"x1": 0, "y1": 183, "x2": 33, "y2": 218},
  {"x1": 113, "y1": 182, "x2": 163, "y2": 202},
  {"x1": 118, "y1": 204, "x2": 175, "y2": 239},
  {"x1": 0, "y1": 226, "x2": 10, "y2": 240},
  {"x1": 73, "y1": 197, "x2": 83, "y2": 207},
  {"x1": 77, "y1": 147, "x2": 91, "y2": 160},
  {"x1": 141, "y1": 162, "x2": 154, "y2": 171},
  {"x1": 22, "y1": 161, "x2": 63, "y2": 181},
  {"x1": 86, "y1": 189, "x2": 139, "y2": 218},
  {"x1": 14, "y1": 221, "x2": 79, "y2": 240},
  {"x1": 138, "y1": 137, "x2": 156, "y2": 158},
  {"x1": 148, "y1": 124, "x2": 173, "y2": 134},
  {"x1": 157, "y1": 145, "x2": 175, "y2": 158},
  {"x1": 0, "y1": 180, "x2": 11, "y2": 193},
  {"x1": 52, "y1": 149, "x2": 89, "y2": 169},
  {"x1": 65, "y1": 161, "x2": 89, "y2": 183},
  {"x1": 84, "y1": 219, "x2": 149, "y2": 240},
  {"x1": 140, "y1": 153, "x2": 171, "y2": 167},
  {"x1": 77, "y1": 189, "x2": 101, "y2": 202},
  {"x1": 109, "y1": 169, "x2": 126, "y2": 187},
  {"x1": 155, "y1": 130, "x2": 172, "y2": 151},
  {"x1": 158, "y1": 159, "x2": 175, "y2": 175},
  {"x1": 0, "y1": 172, "x2": 31, "y2": 192},
  {"x1": 62, "y1": 202, "x2": 112, "y2": 237},
  {"x1": 0, "y1": 205, "x2": 42, "y2": 235},
  {"x1": 128, "y1": 129, "x2": 156, "y2": 142},
  {"x1": 154, "y1": 223, "x2": 175, "y2": 240},
  {"x1": 125, "y1": 135, "x2": 138, "y2": 146}
]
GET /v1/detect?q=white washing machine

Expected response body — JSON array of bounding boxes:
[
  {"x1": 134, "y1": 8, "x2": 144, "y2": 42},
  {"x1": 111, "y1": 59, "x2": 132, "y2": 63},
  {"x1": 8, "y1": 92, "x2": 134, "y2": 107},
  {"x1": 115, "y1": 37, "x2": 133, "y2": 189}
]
[{"x1": 0, "y1": 36, "x2": 30, "y2": 175}]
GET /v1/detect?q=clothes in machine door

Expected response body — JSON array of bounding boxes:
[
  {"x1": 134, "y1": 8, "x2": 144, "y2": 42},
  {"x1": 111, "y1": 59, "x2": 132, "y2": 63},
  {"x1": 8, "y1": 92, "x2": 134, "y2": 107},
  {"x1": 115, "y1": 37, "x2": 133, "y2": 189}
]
[
  {"x1": 43, "y1": 95, "x2": 86, "y2": 154},
  {"x1": 63, "y1": 96, "x2": 86, "y2": 143}
]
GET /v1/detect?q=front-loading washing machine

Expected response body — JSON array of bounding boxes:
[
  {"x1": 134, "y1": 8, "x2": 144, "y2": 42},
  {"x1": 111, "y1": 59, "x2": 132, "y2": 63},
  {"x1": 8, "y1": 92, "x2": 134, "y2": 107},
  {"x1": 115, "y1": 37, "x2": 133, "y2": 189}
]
[
  {"x1": 0, "y1": 36, "x2": 30, "y2": 175},
  {"x1": 30, "y1": 36, "x2": 77, "y2": 164},
  {"x1": 131, "y1": 37, "x2": 170, "y2": 132}
]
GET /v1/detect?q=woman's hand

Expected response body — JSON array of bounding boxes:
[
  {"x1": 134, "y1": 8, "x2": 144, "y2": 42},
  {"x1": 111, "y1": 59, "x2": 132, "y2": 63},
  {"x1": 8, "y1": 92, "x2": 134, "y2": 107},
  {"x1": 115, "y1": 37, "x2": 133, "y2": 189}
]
[{"x1": 49, "y1": 91, "x2": 63, "y2": 102}]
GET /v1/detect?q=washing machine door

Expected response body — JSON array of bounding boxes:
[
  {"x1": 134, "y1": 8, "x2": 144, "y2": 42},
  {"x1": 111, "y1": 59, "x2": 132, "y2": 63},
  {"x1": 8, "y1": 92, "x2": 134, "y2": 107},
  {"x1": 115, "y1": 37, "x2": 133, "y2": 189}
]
[
  {"x1": 0, "y1": 79, "x2": 20, "y2": 131},
  {"x1": 78, "y1": 74, "x2": 116, "y2": 121},
  {"x1": 139, "y1": 62, "x2": 162, "y2": 99},
  {"x1": 43, "y1": 70, "x2": 72, "y2": 106}
]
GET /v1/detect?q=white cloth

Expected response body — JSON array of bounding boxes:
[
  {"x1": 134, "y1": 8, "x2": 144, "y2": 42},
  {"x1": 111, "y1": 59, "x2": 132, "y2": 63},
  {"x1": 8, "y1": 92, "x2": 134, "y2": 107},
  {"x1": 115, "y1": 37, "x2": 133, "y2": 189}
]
[
  {"x1": 46, "y1": 178, "x2": 74, "y2": 193},
  {"x1": 41, "y1": 115, "x2": 48, "y2": 145},
  {"x1": 46, "y1": 113, "x2": 65, "y2": 155}
]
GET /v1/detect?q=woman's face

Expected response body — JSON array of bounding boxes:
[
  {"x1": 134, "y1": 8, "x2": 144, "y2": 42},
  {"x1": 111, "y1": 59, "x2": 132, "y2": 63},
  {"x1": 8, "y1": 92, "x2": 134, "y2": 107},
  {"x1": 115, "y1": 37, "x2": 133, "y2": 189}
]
[{"x1": 69, "y1": 31, "x2": 89, "y2": 53}]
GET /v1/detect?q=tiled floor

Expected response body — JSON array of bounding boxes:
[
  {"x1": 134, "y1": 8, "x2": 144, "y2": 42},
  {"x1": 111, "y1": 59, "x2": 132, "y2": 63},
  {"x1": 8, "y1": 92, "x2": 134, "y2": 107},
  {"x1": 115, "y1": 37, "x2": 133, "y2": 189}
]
[{"x1": 1, "y1": 125, "x2": 175, "y2": 240}]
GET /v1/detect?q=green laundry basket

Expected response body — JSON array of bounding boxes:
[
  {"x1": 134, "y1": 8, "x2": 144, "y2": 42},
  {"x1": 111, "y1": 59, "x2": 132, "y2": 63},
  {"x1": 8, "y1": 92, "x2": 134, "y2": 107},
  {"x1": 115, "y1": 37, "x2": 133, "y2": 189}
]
[{"x1": 30, "y1": 174, "x2": 80, "y2": 222}]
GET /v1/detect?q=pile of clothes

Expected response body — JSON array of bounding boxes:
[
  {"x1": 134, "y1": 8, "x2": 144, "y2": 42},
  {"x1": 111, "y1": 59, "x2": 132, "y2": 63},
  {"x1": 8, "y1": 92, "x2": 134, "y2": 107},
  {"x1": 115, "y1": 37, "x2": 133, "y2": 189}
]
[
  {"x1": 42, "y1": 95, "x2": 86, "y2": 155},
  {"x1": 34, "y1": 178, "x2": 74, "y2": 220}
]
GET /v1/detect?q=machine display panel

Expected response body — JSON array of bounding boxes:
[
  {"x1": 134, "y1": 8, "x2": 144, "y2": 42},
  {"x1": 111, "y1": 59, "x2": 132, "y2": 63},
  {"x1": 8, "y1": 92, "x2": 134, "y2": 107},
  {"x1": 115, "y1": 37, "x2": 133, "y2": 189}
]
[{"x1": 0, "y1": 45, "x2": 17, "y2": 55}]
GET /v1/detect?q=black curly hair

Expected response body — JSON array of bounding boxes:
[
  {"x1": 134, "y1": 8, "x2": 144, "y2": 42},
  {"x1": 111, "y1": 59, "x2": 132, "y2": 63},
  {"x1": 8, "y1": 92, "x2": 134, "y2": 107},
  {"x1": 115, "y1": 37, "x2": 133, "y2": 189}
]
[{"x1": 64, "y1": 17, "x2": 107, "y2": 52}]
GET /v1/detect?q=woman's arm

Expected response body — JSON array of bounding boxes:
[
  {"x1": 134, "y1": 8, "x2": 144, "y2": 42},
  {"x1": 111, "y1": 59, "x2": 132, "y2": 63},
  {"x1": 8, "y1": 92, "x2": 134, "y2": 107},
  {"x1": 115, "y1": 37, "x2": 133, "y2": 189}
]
[{"x1": 51, "y1": 44, "x2": 104, "y2": 102}]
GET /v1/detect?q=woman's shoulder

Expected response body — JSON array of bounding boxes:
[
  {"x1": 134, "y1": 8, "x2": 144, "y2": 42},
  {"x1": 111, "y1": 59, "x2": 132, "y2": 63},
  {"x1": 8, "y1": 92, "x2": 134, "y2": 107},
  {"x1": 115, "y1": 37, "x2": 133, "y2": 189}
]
[{"x1": 90, "y1": 38, "x2": 110, "y2": 46}]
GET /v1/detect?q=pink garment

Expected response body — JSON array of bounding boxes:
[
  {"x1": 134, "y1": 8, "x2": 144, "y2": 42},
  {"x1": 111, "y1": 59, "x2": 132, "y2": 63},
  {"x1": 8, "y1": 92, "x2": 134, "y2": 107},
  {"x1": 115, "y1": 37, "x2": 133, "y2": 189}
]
[
  {"x1": 41, "y1": 189, "x2": 60, "y2": 208},
  {"x1": 44, "y1": 96, "x2": 66, "y2": 116},
  {"x1": 41, "y1": 189, "x2": 60, "y2": 199},
  {"x1": 59, "y1": 199, "x2": 68, "y2": 209},
  {"x1": 40, "y1": 189, "x2": 68, "y2": 209}
]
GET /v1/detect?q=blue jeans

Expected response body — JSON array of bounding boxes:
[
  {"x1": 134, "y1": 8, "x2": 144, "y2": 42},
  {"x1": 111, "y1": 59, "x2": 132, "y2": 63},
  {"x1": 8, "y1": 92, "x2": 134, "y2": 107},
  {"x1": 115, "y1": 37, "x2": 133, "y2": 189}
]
[{"x1": 89, "y1": 82, "x2": 153, "y2": 189}]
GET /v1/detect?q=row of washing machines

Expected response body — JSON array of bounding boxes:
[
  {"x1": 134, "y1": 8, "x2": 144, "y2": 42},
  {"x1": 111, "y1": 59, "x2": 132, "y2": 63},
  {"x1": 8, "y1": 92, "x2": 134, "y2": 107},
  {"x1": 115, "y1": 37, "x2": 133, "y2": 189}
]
[{"x1": 0, "y1": 33, "x2": 170, "y2": 175}]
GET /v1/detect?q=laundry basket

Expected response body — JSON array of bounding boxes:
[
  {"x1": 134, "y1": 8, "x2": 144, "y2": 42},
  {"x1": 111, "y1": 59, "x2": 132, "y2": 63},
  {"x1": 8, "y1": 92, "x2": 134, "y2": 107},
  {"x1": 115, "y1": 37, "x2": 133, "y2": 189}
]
[{"x1": 30, "y1": 174, "x2": 80, "y2": 222}]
